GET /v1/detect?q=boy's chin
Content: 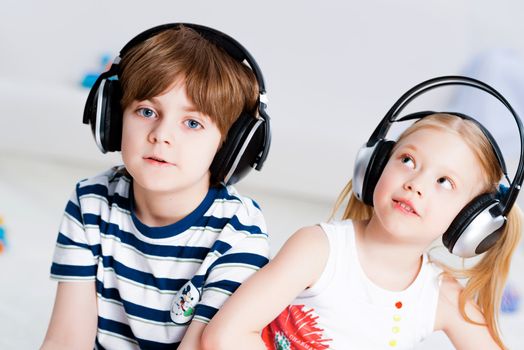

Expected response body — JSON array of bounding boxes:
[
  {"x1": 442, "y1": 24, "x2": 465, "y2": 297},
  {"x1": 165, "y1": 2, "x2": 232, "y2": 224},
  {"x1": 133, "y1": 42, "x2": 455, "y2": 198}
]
[{"x1": 133, "y1": 175, "x2": 211, "y2": 195}]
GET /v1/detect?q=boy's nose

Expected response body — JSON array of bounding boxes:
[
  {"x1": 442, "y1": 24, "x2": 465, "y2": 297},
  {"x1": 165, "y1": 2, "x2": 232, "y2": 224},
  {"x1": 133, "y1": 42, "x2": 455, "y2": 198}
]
[{"x1": 149, "y1": 120, "x2": 174, "y2": 145}]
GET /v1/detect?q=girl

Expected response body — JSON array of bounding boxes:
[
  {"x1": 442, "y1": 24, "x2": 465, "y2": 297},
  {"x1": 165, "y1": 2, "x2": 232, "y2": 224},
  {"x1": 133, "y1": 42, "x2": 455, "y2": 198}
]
[{"x1": 202, "y1": 112, "x2": 522, "y2": 349}]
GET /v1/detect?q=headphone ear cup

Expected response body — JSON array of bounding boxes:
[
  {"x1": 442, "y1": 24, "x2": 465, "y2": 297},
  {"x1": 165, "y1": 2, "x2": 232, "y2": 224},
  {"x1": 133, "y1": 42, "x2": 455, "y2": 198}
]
[
  {"x1": 84, "y1": 78, "x2": 122, "y2": 153},
  {"x1": 84, "y1": 80, "x2": 103, "y2": 149},
  {"x1": 362, "y1": 140, "x2": 395, "y2": 206},
  {"x1": 443, "y1": 193, "x2": 504, "y2": 257},
  {"x1": 101, "y1": 80, "x2": 123, "y2": 152},
  {"x1": 210, "y1": 112, "x2": 265, "y2": 186}
]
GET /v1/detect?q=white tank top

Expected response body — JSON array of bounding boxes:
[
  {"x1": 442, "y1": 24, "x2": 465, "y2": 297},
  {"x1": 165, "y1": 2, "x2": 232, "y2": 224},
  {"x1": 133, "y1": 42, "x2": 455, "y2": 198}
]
[{"x1": 262, "y1": 220, "x2": 443, "y2": 350}]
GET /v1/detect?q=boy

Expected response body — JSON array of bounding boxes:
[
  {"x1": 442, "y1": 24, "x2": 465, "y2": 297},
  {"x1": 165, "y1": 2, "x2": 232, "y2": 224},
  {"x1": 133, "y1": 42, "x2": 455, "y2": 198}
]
[{"x1": 41, "y1": 23, "x2": 270, "y2": 350}]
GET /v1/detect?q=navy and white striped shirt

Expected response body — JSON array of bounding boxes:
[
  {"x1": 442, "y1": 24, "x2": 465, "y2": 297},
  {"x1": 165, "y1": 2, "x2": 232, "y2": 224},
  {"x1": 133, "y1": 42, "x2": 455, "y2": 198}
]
[{"x1": 50, "y1": 167, "x2": 270, "y2": 349}]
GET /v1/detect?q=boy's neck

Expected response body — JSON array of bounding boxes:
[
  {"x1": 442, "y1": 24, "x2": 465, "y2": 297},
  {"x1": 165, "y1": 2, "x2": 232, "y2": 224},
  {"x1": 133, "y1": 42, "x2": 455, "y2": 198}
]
[
  {"x1": 353, "y1": 219, "x2": 425, "y2": 292},
  {"x1": 132, "y1": 181, "x2": 211, "y2": 227}
]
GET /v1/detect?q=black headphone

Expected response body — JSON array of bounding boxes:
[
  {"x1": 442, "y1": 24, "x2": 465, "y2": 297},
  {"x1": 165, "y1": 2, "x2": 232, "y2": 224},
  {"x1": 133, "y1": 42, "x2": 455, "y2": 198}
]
[
  {"x1": 353, "y1": 76, "x2": 524, "y2": 257},
  {"x1": 82, "y1": 23, "x2": 271, "y2": 186}
]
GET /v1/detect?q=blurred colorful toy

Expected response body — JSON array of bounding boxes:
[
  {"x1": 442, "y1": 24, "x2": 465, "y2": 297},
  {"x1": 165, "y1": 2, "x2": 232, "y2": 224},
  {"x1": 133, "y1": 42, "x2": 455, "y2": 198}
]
[
  {"x1": 501, "y1": 283, "x2": 520, "y2": 313},
  {"x1": 81, "y1": 53, "x2": 113, "y2": 88},
  {"x1": 0, "y1": 215, "x2": 6, "y2": 254}
]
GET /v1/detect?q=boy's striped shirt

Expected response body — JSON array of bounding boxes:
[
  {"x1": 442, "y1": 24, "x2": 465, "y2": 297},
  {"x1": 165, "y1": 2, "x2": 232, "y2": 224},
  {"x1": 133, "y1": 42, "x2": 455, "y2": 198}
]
[{"x1": 51, "y1": 167, "x2": 270, "y2": 349}]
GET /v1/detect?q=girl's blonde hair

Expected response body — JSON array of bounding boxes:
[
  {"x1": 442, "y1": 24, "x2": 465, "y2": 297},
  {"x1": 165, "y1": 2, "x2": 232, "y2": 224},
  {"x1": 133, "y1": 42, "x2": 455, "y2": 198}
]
[{"x1": 332, "y1": 113, "x2": 522, "y2": 349}]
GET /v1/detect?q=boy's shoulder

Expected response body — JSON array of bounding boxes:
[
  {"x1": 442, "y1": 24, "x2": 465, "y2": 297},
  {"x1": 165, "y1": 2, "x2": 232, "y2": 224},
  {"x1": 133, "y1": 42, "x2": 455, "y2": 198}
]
[
  {"x1": 75, "y1": 165, "x2": 130, "y2": 196},
  {"x1": 209, "y1": 185, "x2": 267, "y2": 234},
  {"x1": 218, "y1": 185, "x2": 262, "y2": 212}
]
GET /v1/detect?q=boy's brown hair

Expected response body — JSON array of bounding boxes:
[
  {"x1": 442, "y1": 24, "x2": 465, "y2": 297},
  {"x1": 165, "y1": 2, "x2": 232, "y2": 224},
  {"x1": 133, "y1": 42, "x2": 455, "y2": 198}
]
[{"x1": 118, "y1": 25, "x2": 259, "y2": 140}]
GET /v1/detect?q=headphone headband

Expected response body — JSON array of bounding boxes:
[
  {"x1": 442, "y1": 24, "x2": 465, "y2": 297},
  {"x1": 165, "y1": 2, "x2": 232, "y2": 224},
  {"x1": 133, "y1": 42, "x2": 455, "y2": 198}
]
[
  {"x1": 82, "y1": 22, "x2": 271, "y2": 184},
  {"x1": 119, "y1": 23, "x2": 266, "y2": 94},
  {"x1": 83, "y1": 23, "x2": 268, "y2": 118},
  {"x1": 367, "y1": 75, "x2": 524, "y2": 216}
]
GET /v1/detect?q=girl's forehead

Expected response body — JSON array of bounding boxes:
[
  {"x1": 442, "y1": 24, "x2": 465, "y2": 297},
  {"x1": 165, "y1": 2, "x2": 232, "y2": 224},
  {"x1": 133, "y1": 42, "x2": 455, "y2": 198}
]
[
  {"x1": 397, "y1": 127, "x2": 484, "y2": 175},
  {"x1": 397, "y1": 127, "x2": 459, "y2": 147},
  {"x1": 398, "y1": 128, "x2": 476, "y2": 162}
]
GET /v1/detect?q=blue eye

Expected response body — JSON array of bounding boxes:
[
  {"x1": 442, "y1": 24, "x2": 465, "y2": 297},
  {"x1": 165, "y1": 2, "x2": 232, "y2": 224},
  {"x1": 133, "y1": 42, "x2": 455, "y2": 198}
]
[
  {"x1": 185, "y1": 119, "x2": 202, "y2": 129},
  {"x1": 437, "y1": 177, "x2": 453, "y2": 190},
  {"x1": 137, "y1": 108, "x2": 156, "y2": 119}
]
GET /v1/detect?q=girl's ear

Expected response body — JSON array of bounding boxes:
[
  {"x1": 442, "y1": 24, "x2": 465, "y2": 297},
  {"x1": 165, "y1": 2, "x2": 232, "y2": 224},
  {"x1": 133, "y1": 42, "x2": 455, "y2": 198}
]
[{"x1": 442, "y1": 192, "x2": 505, "y2": 257}]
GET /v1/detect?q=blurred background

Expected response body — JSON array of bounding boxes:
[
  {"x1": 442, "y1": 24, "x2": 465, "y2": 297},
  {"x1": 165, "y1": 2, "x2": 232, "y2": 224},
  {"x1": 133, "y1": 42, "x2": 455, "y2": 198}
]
[{"x1": 1, "y1": 0, "x2": 524, "y2": 348}]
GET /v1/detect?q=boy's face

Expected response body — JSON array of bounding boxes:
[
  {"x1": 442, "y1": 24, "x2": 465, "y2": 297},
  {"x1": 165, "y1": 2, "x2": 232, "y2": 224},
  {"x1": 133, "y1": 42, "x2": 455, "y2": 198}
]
[{"x1": 121, "y1": 81, "x2": 222, "y2": 196}]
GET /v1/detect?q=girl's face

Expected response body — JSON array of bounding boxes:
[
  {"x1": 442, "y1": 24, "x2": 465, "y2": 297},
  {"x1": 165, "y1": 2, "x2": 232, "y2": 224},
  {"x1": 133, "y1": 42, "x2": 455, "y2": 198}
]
[{"x1": 372, "y1": 127, "x2": 486, "y2": 245}]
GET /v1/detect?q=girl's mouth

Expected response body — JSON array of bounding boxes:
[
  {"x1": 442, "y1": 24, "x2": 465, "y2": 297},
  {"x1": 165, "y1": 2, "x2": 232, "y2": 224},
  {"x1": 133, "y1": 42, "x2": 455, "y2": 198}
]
[{"x1": 393, "y1": 199, "x2": 419, "y2": 216}]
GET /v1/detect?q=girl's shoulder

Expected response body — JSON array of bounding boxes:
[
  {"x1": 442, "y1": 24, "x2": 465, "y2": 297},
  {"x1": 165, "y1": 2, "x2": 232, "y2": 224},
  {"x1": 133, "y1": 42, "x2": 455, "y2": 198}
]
[
  {"x1": 281, "y1": 225, "x2": 332, "y2": 268},
  {"x1": 438, "y1": 275, "x2": 463, "y2": 307},
  {"x1": 267, "y1": 225, "x2": 330, "y2": 290},
  {"x1": 292, "y1": 219, "x2": 355, "y2": 239},
  {"x1": 281, "y1": 220, "x2": 356, "y2": 287},
  {"x1": 434, "y1": 275, "x2": 486, "y2": 331},
  {"x1": 319, "y1": 219, "x2": 356, "y2": 239},
  {"x1": 434, "y1": 275, "x2": 502, "y2": 348},
  {"x1": 287, "y1": 225, "x2": 329, "y2": 249},
  {"x1": 434, "y1": 276, "x2": 463, "y2": 332}
]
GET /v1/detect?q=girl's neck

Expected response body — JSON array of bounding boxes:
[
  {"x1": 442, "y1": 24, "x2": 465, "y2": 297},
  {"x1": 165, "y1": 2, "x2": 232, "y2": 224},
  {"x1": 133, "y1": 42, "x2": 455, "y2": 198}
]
[
  {"x1": 132, "y1": 182, "x2": 209, "y2": 227},
  {"x1": 353, "y1": 218, "x2": 425, "y2": 291}
]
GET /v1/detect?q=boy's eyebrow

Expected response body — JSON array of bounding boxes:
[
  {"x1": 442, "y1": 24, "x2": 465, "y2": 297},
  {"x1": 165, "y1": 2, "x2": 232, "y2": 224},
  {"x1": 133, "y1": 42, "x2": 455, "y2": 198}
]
[
  {"x1": 140, "y1": 97, "x2": 158, "y2": 105},
  {"x1": 147, "y1": 96, "x2": 201, "y2": 113},
  {"x1": 181, "y1": 105, "x2": 200, "y2": 113}
]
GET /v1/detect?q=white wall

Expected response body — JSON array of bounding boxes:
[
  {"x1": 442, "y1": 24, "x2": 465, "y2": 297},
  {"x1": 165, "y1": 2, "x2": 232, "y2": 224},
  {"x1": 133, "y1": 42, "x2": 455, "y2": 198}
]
[{"x1": 2, "y1": 0, "x2": 524, "y2": 201}]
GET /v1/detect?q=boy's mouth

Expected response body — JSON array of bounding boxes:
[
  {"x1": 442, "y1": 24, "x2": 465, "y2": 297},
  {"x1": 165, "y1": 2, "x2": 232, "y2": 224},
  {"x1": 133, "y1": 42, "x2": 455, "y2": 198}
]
[{"x1": 144, "y1": 156, "x2": 173, "y2": 166}]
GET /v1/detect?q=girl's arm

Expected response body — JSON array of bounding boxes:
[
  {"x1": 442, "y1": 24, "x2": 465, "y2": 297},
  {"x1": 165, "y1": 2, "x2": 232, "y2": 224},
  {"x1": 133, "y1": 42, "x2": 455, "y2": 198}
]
[
  {"x1": 435, "y1": 277, "x2": 501, "y2": 350},
  {"x1": 201, "y1": 225, "x2": 330, "y2": 350},
  {"x1": 40, "y1": 281, "x2": 98, "y2": 350},
  {"x1": 178, "y1": 321, "x2": 207, "y2": 350}
]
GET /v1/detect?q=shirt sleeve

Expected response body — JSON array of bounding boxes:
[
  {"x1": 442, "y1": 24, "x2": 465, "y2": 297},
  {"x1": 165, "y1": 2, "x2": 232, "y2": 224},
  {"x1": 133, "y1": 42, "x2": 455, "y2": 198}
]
[
  {"x1": 50, "y1": 183, "x2": 100, "y2": 281},
  {"x1": 192, "y1": 198, "x2": 270, "y2": 323}
]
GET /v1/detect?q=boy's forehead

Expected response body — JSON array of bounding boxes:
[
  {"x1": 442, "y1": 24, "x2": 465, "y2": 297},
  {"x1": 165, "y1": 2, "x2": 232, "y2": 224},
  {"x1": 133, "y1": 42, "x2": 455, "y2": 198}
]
[{"x1": 151, "y1": 82, "x2": 215, "y2": 119}]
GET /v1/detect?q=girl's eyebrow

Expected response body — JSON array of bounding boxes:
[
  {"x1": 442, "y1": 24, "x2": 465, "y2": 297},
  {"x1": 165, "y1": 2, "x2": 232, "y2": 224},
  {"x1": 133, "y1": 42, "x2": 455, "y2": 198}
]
[
  {"x1": 442, "y1": 166, "x2": 462, "y2": 182},
  {"x1": 395, "y1": 143, "x2": 417, "y2": 153},
  {"x1": 397, "y1": 143, "x2": 462, "y2": 180}
]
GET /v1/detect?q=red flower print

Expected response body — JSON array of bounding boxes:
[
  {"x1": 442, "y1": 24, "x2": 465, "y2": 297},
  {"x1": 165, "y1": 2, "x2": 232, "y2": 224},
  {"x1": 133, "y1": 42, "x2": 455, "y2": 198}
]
[{"x1": 262, "y1": 305, "x2": 332, "y2": 350}]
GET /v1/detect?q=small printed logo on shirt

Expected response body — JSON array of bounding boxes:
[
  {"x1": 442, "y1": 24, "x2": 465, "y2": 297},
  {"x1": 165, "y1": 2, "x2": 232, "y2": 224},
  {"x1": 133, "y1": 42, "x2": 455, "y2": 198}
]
[{"x1": 170, "y1": 281, "x2": 201, "y2": 325}]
